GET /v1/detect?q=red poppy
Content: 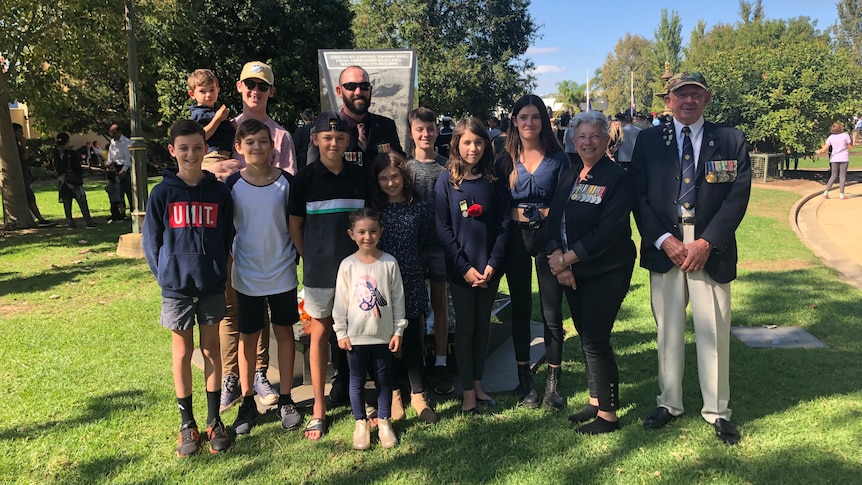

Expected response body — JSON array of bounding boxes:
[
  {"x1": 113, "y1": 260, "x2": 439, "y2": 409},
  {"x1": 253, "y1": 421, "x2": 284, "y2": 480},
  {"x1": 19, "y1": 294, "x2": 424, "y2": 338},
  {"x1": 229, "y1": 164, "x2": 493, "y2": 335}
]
[{"x1": 467, "y1": 203, "x2": 484, "y2": 217}]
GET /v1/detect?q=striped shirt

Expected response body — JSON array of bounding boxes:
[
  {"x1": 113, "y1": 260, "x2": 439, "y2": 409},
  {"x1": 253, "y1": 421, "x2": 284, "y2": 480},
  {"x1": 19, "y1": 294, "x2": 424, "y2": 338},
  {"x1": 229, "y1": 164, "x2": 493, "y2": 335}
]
[{"x1": 288, "y1": 160, "x2": 367, "y2": 288}]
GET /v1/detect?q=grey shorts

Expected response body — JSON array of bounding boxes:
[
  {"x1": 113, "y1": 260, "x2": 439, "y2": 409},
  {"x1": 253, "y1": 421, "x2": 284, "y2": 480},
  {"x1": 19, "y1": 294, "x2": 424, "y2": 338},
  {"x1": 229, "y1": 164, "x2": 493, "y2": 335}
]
[
  {"x1": 420, "y1": 248, "x2": 447, "y2": 282},
  {"x1": 302, "y1": 287, "x2": 336, "y2": 320},
  {"x1": 160, "y1": 293, "x2": 227, "y2": 331}
]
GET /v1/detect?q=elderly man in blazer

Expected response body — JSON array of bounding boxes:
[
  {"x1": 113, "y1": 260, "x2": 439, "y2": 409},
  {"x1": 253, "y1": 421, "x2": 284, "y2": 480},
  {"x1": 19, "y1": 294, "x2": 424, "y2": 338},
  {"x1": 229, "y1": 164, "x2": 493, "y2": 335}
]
[{"x1": 629, "y1": 72, "x2": 751, "y2": 446}]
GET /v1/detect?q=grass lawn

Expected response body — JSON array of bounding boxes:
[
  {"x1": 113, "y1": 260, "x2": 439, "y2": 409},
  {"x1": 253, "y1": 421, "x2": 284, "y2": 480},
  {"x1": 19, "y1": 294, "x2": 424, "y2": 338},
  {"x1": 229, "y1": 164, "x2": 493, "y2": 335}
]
[{"x1": 1, "y1": 178, "x2": 861, "y2": 484}]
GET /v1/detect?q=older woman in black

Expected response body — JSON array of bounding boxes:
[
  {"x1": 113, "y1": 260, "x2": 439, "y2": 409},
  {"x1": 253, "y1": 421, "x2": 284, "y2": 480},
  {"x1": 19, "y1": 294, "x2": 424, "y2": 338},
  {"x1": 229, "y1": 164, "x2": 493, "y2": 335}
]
[{"x1": 544, "y1": 111, "x2": 636, "y2": 434}]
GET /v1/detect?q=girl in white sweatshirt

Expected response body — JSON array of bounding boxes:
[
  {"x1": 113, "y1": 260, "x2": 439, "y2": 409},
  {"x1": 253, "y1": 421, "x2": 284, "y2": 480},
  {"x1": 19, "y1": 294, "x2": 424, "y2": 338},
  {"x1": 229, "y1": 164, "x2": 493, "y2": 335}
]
[{"x1": 333, "y1": 208, "x2": 407, "y2": 450}]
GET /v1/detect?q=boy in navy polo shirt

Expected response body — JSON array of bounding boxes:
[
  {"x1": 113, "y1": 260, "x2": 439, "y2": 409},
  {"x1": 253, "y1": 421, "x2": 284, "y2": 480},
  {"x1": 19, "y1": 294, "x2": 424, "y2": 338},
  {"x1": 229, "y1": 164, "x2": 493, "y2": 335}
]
[
  {"x1": 143, "y1": 120, "x2": 235, "y2": 457},
  {"x1": 289, "y1": 111, "x2": 367, "y2": 440}
]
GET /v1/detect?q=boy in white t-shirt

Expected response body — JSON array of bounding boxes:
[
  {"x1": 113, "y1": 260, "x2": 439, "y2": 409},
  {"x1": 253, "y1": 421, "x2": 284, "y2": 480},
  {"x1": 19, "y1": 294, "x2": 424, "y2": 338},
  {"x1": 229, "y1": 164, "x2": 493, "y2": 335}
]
[{"x1": 225, "y1": 119, "x2": 302, "y2": 436}]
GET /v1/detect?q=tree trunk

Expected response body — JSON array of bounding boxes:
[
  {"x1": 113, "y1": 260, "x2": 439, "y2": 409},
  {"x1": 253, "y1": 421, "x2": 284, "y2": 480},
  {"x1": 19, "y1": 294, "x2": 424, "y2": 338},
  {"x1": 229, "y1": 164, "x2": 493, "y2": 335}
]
[{"x1": 0, "y1": 71, "x2": 34, "y2": 230}]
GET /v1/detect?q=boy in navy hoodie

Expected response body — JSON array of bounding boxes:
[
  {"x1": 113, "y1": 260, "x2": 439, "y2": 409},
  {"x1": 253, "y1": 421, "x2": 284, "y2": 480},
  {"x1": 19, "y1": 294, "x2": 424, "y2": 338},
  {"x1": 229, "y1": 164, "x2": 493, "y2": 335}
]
[{"x1": 143, "y1": 120, "x2": 235, "y2": 457}]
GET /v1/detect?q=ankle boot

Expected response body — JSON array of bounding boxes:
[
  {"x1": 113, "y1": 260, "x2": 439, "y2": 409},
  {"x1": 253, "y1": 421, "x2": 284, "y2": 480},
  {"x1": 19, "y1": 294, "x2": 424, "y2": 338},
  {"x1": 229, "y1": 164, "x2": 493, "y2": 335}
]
[
  {"x1": 517, "y1": 364, "x2": 540, "y2": 408},
  {"x1": 542, "y1": 366, "x2": 565, "y2": 411},
  {"x1": 410, "y1": 392, "x2": 439, "y2": 424},
  {"x1": 391, "y1": 390, "x2": 405, "y2": 421},
  {"x1": 378, "y1": 418, "x2": 398, "y2": 448},
  {"x1": 353, "y1": 419, "x2": 371, "y2": 450}
]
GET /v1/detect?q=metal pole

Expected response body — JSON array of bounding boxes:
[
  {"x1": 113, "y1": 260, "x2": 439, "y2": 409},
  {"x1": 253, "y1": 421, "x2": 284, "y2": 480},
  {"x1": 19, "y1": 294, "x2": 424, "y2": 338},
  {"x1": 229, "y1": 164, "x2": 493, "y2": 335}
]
[{"x1": 124, "y1": 0, "x2": 147, "y2": 234}]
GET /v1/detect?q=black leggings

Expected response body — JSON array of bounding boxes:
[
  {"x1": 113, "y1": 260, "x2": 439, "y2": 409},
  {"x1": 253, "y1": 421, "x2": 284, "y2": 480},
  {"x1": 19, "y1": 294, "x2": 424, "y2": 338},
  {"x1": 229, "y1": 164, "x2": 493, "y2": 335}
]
[
  {"x1": 451, "y1": 280, "x2": 500, "y2": 391},
  {"x1": 505, "y1": 225, "x2": 565, "y2": 365},
  {"x1": 393, "y1": 316, "x2": 426, "y2": 394},
  {"x1": 563, "y1": 263, "x2": 633, "y2": 412}
]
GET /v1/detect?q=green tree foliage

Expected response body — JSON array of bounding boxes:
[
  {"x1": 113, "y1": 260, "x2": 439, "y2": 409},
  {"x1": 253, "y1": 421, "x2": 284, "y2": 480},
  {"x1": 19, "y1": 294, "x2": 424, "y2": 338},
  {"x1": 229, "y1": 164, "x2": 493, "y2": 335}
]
[
  {"x1": 601, "y1": 34, "x2": 655, "y2": 115},
  {"x1": 651, "y1": 9, "x2": 683, "y2": 113},
  {"x1": 1, "y1": 1, "x2": 144, "y2": 135},
  {"x1": 833, "y1": 0, "x2": 862, "y2": 64},
  {"x1": 1, "y1": 0, "x2": 145, "y2": 227},
  {"x1": 686, "y1": 16, "x2": 862, "y2": 153},
  {"x1": 653, "y1": 9, "x2": 683, "y2": 74},
  {"x1": 553, "y1": 80, "x2": 586, "y2": 112},
  {"x1": 739, "y1": 0, "x2": 765, "y2": 24},
  {"x1": 150, "y1": 0, "x2": 354, "y2": 130},
  {"x1": 351, "y1": 0, "x2": 537, "y2": 118}
]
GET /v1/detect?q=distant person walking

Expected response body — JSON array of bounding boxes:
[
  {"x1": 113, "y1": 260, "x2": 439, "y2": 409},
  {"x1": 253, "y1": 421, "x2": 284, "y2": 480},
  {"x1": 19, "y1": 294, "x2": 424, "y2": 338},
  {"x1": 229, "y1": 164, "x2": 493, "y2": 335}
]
[
  {"x1": 816, "y1": 121, "x2": 853, "y2": 200},
  {"x1": 53, "y1": 132, "x2": 97, "y2": 229}
]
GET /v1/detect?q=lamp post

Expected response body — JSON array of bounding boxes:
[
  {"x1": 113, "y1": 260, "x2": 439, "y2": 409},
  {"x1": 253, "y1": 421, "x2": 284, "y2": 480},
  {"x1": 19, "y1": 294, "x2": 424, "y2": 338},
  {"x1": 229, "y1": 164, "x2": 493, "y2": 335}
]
[{"x1": 117, "y1": 0, "x2": 148, "y2": 257}]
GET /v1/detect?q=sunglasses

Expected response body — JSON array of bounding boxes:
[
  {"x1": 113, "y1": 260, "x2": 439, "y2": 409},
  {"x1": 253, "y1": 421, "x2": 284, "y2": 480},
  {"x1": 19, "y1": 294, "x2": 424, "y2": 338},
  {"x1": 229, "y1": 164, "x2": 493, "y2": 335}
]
[
  {"x1": 243, "y1": 79, "x2": 272, "y2": 92},
  {"x1": 341, "y1": 82, "x2": 372, "y2": 92}
]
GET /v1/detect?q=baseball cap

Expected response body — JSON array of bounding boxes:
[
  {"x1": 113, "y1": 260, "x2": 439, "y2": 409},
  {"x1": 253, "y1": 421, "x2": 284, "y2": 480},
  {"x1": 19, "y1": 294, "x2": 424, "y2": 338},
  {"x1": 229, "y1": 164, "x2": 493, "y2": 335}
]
[
  {"x1": 667, "y1": 71, "x2": 709, "y2": 92},
  {"x1": 313, "y1": 110, "x2": 349, "y2": 133},
  {"x1": 239, "y1": 61, "x2": 274, "y2": 85}
]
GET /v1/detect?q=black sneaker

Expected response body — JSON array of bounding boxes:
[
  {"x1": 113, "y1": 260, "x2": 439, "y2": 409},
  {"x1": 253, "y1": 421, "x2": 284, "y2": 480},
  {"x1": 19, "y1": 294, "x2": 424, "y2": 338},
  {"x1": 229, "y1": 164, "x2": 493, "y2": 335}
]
[
  {"x1": 177, "y1": 421, "x2": 201, "y2": 458},
  {"x1": 85, "y1": 222, "x2": 98, "y2": 229},
  {"x1": 434, "y1": 366, "x2": 454, "y2": 395},
  {"x1": 37, "y1": 220, "x2": 56, "y2": 228},
  {"x1": 66, "y1": 222, "x2": 77, "y2": 230},
  {"x1": 278, "y1": 401, "x2": 303, "y2": 430},
  {"x1": 205, "y1": 419, "x2": 234, "y2": 454},
  {"x1": 232, "y1": 400, "x2": 259, "y2": 435}
]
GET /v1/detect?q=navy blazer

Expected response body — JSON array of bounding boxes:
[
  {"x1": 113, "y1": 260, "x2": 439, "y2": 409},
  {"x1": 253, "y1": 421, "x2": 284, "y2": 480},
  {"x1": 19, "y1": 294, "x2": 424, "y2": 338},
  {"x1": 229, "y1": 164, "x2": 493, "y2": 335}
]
[{"x1": 629, "y1": 120, "x2": 751, "y2": 284}]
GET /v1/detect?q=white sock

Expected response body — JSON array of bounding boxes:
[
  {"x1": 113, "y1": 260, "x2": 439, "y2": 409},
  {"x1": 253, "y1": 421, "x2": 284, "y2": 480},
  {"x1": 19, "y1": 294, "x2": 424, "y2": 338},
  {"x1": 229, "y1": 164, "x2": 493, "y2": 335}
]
[{"x1": 435, "y1": 355, "x2": 447, "y2": 367}]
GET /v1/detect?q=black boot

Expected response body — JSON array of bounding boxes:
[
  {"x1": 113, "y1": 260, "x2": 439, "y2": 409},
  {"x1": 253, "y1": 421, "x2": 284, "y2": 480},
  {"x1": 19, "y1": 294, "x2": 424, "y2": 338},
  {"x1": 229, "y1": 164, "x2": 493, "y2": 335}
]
[
  {"x1": 542, "y1": 366, "x2": 565, "y2": 411},
  {"x1": 517, "y1": 363, "x2": 540, "y2": 408}
]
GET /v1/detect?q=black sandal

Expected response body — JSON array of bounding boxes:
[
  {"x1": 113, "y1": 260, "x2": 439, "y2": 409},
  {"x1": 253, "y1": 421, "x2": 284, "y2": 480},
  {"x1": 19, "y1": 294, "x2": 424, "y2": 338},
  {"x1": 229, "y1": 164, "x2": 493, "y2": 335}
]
[{"x1": 304, "y1": 417, "x2": 327, "y2": 441}]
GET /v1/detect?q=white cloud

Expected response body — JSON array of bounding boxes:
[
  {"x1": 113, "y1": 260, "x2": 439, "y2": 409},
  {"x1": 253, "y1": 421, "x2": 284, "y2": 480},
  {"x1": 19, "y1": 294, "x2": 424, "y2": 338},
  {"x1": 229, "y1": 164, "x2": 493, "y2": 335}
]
[
  {"x1": 531, "y1": 64, "x2": 567, "y2": 75},
  {"x1": 527, "y1": 46, "x2": 561, "y2": 55}
]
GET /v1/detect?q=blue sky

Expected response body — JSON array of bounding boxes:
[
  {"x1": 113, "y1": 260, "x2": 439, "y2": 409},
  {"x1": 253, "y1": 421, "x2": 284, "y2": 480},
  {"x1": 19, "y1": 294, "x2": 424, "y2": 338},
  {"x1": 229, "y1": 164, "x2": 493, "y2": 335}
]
[{"x1": 526, "y1": 0, "x2": 840, "y2": 95}]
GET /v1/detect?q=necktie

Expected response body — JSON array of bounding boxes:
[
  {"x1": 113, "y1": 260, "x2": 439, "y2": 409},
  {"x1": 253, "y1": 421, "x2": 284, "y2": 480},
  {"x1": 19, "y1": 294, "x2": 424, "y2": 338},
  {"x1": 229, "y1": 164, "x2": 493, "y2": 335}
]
[
  {"x1": 357, "y1": 122, "x2": 367, "y2": 151},
  {"x1": 679, "y1": 126, "x2": 695, "y2": 211}
]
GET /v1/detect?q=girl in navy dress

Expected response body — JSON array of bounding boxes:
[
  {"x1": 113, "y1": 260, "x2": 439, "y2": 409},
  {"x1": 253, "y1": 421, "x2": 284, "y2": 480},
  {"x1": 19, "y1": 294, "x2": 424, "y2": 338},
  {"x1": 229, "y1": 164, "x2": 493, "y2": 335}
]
[{"x1": 371, "y1": 152, "x2": 438, "y2": 424}]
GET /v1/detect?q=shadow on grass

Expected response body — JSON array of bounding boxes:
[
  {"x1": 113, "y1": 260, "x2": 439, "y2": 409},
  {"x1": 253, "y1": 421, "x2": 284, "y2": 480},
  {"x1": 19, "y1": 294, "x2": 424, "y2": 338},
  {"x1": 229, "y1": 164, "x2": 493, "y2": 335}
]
[
  {"x1": 0, "y1": 256, "x2": 142, "y2": 297},
  {"x1": 0, "y1": 220, "x2": 132, "y2": 254},
  {"x1": 248, "y1": 403, "x2": 862, "y2": 483},
  {"x1": 734, "y1": 268, "x2": 862, "y2": 349},
  {"x1": 0, "y1": 389, "x2": 152, "y2": 441}
]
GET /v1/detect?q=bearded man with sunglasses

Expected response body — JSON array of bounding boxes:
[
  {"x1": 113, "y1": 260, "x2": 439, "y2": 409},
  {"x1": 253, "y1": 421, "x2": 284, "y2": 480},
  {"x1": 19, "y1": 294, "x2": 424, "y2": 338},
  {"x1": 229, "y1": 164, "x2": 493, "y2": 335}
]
[{"x1": 307, "y1": 65, "x2": 403, "y2": 169}]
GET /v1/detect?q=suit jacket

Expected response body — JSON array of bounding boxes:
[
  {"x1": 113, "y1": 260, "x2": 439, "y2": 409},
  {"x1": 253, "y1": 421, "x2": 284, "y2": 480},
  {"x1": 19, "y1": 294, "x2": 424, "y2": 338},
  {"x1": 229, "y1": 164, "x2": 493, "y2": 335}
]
[
  {"x1": 306, "y1": 111, "x2": 404, "y2": 168},
  {"x1": 629, "y1": 120, "x2": 751, "y2": 284}
]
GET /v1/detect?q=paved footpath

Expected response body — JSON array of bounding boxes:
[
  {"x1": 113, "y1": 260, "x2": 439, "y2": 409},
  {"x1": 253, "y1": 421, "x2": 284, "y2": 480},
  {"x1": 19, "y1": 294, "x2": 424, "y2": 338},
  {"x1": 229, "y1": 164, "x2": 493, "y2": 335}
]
[{"x1": 785, "y1": 177, "x2": 862, "y2": 290}]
